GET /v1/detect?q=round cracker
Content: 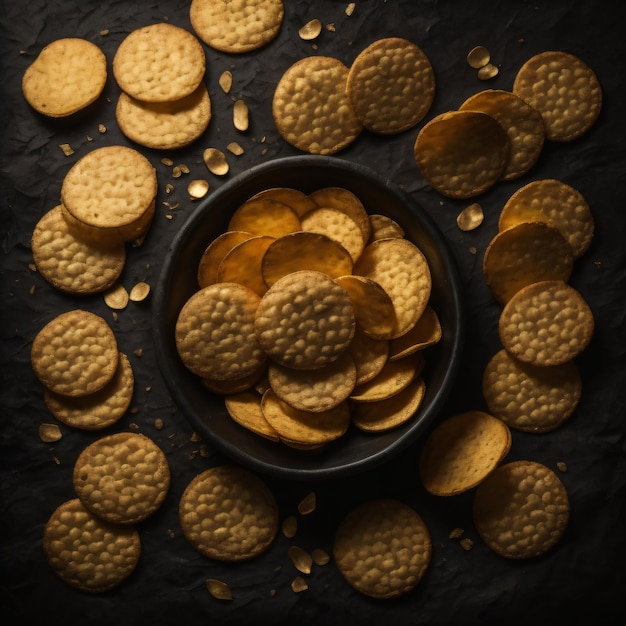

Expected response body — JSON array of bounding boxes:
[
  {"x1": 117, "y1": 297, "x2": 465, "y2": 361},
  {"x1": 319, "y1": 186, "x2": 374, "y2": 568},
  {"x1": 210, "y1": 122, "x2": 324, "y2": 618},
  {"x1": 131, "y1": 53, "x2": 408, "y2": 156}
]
[
  {"x1": 179, "y1": 465, "x2": 279, "y2": 561},
  {"x1": 309, "y1": 187, "x2": 372, "y2": 244},
  {"x1": 113, "y1": 22, "x2": 206, "y2": 103},
  {"x1": 31, "y1": 309, "x2": 118, "y2": 398},
  {"x1": 418, "y1": 410, "x2": 512, "y2": 496},
  {"x1": 272, "y1": 56, "x2": 363, "y2": 155},
  {"x1": 483, "y1": 221, "x2": 574, "y2": 305},
  {"x1": 73, "y1": 432, "x2": 170, "y2": 525},
  {"x1": 301, "y1": 207, "x2": 365, "y2": 262},
  {"x1": 333, "y1": 499, "x2": 431, "y2": 599},
  {"x1": 498, "y1": 280, "x2": 594, "y2": 367},
  {"x1": 43, "y1": 498, "x2": 140, "y2": 593},
  {"x1": 512, "y1": 50, "x2": 602, "y2": 142},
  {"x1": 472, "y1": 460, "x2": 570, "y2": 558},
  {"x1": 22, "y1": 38, "x2": 106, "y2": 117},
  {"x1": 346, "y1": 37, "x2": 435, "y2": 134},
  {"x1": 482, "y1": 349, "x2": 582, "y2": 433},
  {"x1": 414, "y1": 110, "x2": 510, "y2": 199}
]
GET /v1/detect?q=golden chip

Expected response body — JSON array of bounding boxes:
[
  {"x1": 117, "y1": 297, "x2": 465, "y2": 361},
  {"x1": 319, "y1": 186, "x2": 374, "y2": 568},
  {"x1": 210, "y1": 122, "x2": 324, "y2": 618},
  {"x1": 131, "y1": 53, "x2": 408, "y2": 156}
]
[
  {"x1": 368, "y1": 213, "x2": 405, "y2": 241},
  {"x1": 467, "y1": 45, "x2": 490, "y2": 69},
  {"x1": 104, "y1": 283, "x2": 130, "y2": 310},
  {"x1": 233, "y1": 99, "x2": 249, "y2": 131},
  {"x1": 249, "y1": 187, "x2": 317, "y2": 218},
  {"x1": 228, "y1": 198, "x2": 301, "y2": 237},
  {"x1": 388, "y1": 305, "x2": 442, "y2": 360},
  {"x1": 197, "y1": 231, "x2": 254, "y2": 288},
  {"x1": 456, "y1": 203, "x2": 484, "y2": 231},
  {"x1": 217, "y1": 235, "x2": 275, "y2": 296},
  {"x1": 224, "y1": 390, "x2": 280, "y2": 441},
  {"x1": 203, "y1": 147, "x2": 229, "y2": 175},
  {"x1": 299, "y1": 19, "x2": 322, "y2": 41}
]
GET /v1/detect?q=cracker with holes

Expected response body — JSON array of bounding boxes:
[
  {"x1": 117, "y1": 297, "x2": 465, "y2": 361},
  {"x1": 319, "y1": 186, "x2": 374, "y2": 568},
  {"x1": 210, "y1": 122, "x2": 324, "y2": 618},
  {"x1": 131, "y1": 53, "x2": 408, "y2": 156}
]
[{"x1": 309, "y1": 187, "x2": 372, "y2": 244}]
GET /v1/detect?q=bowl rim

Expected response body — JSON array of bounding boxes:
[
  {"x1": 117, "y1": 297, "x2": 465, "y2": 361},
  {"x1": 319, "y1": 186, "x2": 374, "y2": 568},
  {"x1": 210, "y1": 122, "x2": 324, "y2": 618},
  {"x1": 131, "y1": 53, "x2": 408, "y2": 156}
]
[{"x1": 152, "y1": 155, "x2": 465, "y2": 480}]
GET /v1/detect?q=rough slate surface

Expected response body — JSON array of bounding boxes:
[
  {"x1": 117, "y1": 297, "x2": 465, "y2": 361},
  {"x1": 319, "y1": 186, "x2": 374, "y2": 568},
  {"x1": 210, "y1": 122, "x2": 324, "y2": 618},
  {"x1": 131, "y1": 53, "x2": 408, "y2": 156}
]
[{"x1": 1, "y1": 1, "x2": 626, "y2": 624}]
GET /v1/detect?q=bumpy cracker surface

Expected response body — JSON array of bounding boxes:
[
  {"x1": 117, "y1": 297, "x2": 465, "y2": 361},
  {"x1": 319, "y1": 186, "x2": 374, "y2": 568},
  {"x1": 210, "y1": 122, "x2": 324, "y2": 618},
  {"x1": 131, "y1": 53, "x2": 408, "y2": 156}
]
[
  {"x1": 272, "y1": 56, "x2": 362, "y2": 155},
  {"x1": 333, "y1": 499, "x2": 431, "y2": 599},
  {"x1": 482, "y1": 349, "x2": 582, "y2": 433},
  {"x1": 73, "y1": 432, "x2": 171, "y2": 524},
  {"x1": 301, "y1": 207, "x2": 365, "y2": 262},
  {"x1": 31, "y1": 205, "x2": 125, "y2": 295},
  {"x1": 498, "y1": 280, "x2": 594, "y2": 366},
  {"x1": 347, "y1": 37, "x2": 435, "y2": 134},
  {"x1": 22, "y1": 38, "x2": 106, "y2": 117},
  {"x1": 190, "y1": 0, "x2": 284, "y2": 54},
  {"x1": 473, "y1": 460, "x2": 570, "y2": 558},
  {"x1": 512, "y1": 50, "x2": 602, "y2": 142},
  {"x1": 43, "y1": 498, "x2": 140, "y2": 593},
  {"x1": 179, "y1": 465, "x2": 279, "y2": 561},
  {"x1": 113, "y1": 22, "x2": 206, "y2": 102},
  {"x1": 31, "y1": 309, "x2": 118, "y2": 397}
]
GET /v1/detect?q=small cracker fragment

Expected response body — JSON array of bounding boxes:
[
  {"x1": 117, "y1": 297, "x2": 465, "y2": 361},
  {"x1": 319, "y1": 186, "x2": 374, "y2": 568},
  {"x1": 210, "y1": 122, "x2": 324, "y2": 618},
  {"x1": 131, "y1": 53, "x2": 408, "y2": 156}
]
[
  {"x1": 346, "y1": 37, "x2": 435, "y2": 134},
  {"x1": 43, "y1": 498, "x2": 140, "y2": 593},
  {"x1": 22, "y1": 38, "x2": 107, "y2": 117},
  {"x1": 73, "y1": 432, "x2": 170, "y2": 525},
  {"x1": 472, "y1": 460, "x2": 570, "y2": 558},
  {"x1": 179, "y1": 465, "x2": 279, "y2": 561},
  {"x1": 39, "y1": 423, "x2": 62, "y2": 442},
  {"x1": 482, "y1": 349, "x2": 582, "y2": 433},
  {"x1": 333, "y1": 499, "x2": 431, "y2": 599},
  {"x1": 418, "y1": 410, "x2": 512, "y2": 496},
  {"x1": 512, "y1": 50, "x2": 602, "y2": 142},
  {"x1": 206, "y1": 578, "x2": 233, "y2": 600},
  {"x1": 498, "y1": 280, "x2": 594, "y2": 366}
]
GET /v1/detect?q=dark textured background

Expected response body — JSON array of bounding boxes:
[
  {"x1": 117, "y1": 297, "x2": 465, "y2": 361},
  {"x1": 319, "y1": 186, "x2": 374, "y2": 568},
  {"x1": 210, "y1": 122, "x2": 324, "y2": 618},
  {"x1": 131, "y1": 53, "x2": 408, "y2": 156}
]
[{"x1": 1, "y1": 1, "x2": 625, "y2": 624}]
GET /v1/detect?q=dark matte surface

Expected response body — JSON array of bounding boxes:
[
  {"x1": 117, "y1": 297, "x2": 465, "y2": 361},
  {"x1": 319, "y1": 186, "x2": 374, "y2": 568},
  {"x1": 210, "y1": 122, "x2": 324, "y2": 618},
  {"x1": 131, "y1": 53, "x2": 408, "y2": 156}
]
[{"x1": 2, "y1": 1, "x2": 626, "y2": 625}]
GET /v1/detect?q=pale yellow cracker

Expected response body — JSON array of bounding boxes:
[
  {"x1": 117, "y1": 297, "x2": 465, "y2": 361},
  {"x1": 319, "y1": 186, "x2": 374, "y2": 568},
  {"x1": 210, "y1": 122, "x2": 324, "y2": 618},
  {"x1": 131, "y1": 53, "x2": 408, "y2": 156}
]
[
  {"x1": 44, "y1": 352, "x2": 134, "y2": 431},
  {"x1": 333, "y1": 499, "x2": 431, "y2": 599},
  {"x1": 31, "y1": 205, "x2": 126, "y2": 295},
  {"x1": 346, "y1": 37, "x2": 435, "y2": 134},
  {"x1": 459, "y1": 89, "x2": 545, "y2": 180},
  {"x1": 418, "y1": 410, "x2": 512, "y2": 496},
  {"x1": 272, "y1": 56, "x2": 363, "y2": 155},
  {"x1": 483, "y1": 221, "x2": 574, "y2": 304},
  {"x1": 73, "y1": 432, "x2": 171, "y2": 525},
  {"x1": 301, "y1": 207, "x2": 365, "y2": 262},
  {"x1": 116, "y1": 82, "x2": 211, "y2": 150},
  {"x1": 498, "y1": 178, "x2": 594, "y2": 259},
  {"x1": 414, "y1": 110, "x2": 510, "y2": 198},
  {"x1": 498, "y1": 280, "x2": 594, "y2": 366},
  {"x1": 22, "y1": 38, "x2": 106, "y2": 117},
  {"x1": 190, "y1": 0, "x2": 284, "y2": 54},
  {"x1": 482, "y1": 349, "x2": 582, "y2": 433},
  {"x1": 31, "y1": 309, "x2": 118, "y2": 398},
  {"x1": 43, "y1": 498, "x2": 140, "y2": 593},
  {"x1": 347, "y1": 326, "x2": 390, "y2": 385},
  {"x1": 176, "y1": 283, "x2": 267, "y2": 380},
  {"x1": 113, "y1": 22, "x2": 206, "y2": 102},
  {"x1": 224, "y1": 390, "x2": 280, "y2": 441},
  {"x1": 512, "y1": 50, "x2": 602, "y2": 142},
  {"x1": 179, "y1": 465, "x2": 279, "y2": 561},
  {"x1": 472, "y1": 460, "x2": 570, "y2": 558}
]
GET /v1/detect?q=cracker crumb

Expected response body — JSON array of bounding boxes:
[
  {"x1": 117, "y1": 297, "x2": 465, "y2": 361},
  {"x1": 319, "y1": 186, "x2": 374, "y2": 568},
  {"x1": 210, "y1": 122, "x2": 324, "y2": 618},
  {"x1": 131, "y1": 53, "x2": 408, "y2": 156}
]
[
  {"x1": 557, "y1": 461, "x2": 568, "y2": 472},
  {"x1": 449, "y1": 527, "x2": 464, "y2": 539},
  {"x1": 59, "y1": 143, "x2": 74, "y2": 156},
  {"x1": 460, "y1": 537, "x2": 474, "y2": 551}
]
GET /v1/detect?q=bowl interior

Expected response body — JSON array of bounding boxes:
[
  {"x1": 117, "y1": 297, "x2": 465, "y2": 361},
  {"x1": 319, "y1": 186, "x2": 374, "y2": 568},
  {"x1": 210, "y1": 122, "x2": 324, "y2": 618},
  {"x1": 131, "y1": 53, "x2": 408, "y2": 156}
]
[{"x1": 152, "y1": 156, "x2": 465, "y2": 480}]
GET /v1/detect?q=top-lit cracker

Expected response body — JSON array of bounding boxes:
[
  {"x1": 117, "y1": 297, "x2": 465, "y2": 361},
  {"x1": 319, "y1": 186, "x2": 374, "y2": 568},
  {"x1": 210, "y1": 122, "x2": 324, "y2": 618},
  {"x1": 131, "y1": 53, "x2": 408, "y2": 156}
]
[
  {"x1": 190, "y1": 0, "x2": 284, "y2": 54},
  {"x1": 113, "y1": 23, "x2": 206, "y2": 103},
  {"x1": 512, "y1": 50, "x2": 602, "y2": 142},
  {"x1": 309, "y1": 187, "x2": 372, "y2": 244},
  {"x1": 22, "y1": 38, "x2": 106, "y2": 117},
  {"x1": 347, "y1": 37, "x2": 435, "y2": 134}
]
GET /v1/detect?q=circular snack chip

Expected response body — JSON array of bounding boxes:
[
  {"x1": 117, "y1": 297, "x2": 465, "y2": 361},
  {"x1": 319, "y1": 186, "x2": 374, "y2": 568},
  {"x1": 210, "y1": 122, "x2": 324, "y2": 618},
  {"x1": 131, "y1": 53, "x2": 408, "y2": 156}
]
[
  {"x1": 116, "y1": 82, "x2": 212, "y2": 150},
  {"x1": 472, "y1": 460, "x2": 570, "y2": 558},
  {"x1": 418, "y1": 410, "x2": 512, "y2": 496},
  {"x1": 43, "y1": 498, "x2": 140, "y2": 593},
  {"x1": 414, "y1": 110, "x2": 510, "y2": 198},
  {"x1": 388, "y1": 306, "x2": 442, "y2": 360},
  {"x1": 512, "y1": 50, "x2": 602, "y2": 142},
  {"x1": 31, "y1": 309, "x2": 118, "y2": 398},
  {"x1": 483, "y1": 221, "x2": 574, "y2": 305},
  {"x1": 368, "y1": 213, "x2": 405, "y2": 241},
  {"x1": 347, "y1": 326, "x2": 390, "y2": 385},
  {"x1": 482, "y1": 349, "x2": 582, "y2": 433},
  {"x1": 31, "y1": 205, "x2": 126, "y2": 295},
  {"x1": 249, "y1": 187, "x2": 317, "y2": 218},
  {"x1": 189, "y1": 0, "x2": 284, "y2": 54},
  {"x1": 333, "y1": 499, "x2": 431, "y2": 599},
  {"x1": 346, "y1": 37, "x2": 435, "y2": 134},
  {"x1": 301, "y1": 207, "x2": 365, "y2": 262},
  {"x1": 44, "y1": 352, "x2": 134, "y2": 431},
  {"x1": 459, "y1": 89, "x2": 545, "y2": 180},
  {"x1": 498, "y1": 179, "x2": 594, "y2": 259},
  {"x1": 255, "y1": 270, "x2": 355, "y2": 370},
  {"x1": 197, "y1": 231, "x2": 255, "y2": 288},
  {"x1": 498, "y1": 280, "x2": 594, "y2": 367},
  {"x1": 272, "y1": 56, "x2": 363, "y2": 155},
  {"x1": 113, "y1": 22, "x2": 206, "y2": 103},
  {"x1": 22, "y1": 38, "x2": 107, "y2": 117},
  {"x1": 228, "y1": 198, "x2": 301, "y2": 238},
  {"x1": 224, "y1": 390, "x2": 280, "y2": 441},
  {"x1": 217, "y1": 235, "x2": 275, "y2": 297},
  {"x1": 176, "y1": 283, "x2": 267, "y2": 380},
  {"x1": 179, "y1": 465, "x2": 279, "y2": 561},
  {"x1": 73, "y1": 432, "x2": 171, "y2": 525}
]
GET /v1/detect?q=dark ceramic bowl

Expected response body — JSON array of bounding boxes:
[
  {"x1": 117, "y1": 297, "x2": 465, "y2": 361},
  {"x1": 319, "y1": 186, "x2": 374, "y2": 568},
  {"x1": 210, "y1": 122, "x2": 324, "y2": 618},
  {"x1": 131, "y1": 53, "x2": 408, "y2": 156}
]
[{"x1": 152, "y1": 156, "x2": 464, "y2": 481}]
